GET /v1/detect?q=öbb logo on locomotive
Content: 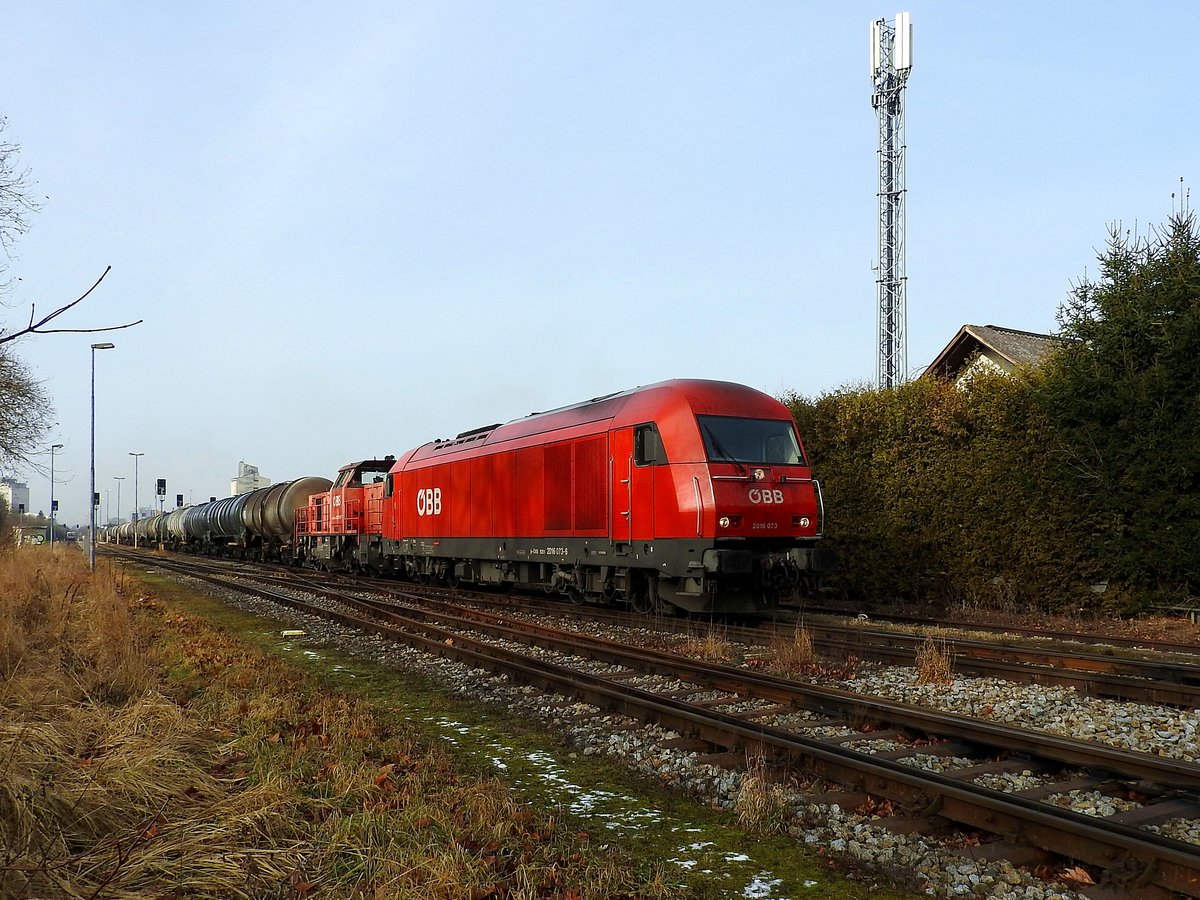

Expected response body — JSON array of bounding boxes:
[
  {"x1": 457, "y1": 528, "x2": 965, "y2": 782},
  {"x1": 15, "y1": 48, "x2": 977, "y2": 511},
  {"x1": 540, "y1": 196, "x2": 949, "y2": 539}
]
[
  {"x1": 748, "y1": 488, "x2": 785, "y2": 504},
  {"x1": 106, "y1": 379, "x2": 833, "y2": 615},
  {"x1": 416, "y1": 487, "x2": 442, "y2": 516}
]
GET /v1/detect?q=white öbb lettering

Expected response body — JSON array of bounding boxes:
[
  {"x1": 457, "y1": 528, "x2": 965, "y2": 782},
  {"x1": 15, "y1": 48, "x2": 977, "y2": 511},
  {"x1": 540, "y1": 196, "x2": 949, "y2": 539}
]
[
  {"x1": 748, "y1": 488, "x2": 785, "y2": 505},
  {"x1": 416, "y1": 487, "x2": 443, "y2": 516}
]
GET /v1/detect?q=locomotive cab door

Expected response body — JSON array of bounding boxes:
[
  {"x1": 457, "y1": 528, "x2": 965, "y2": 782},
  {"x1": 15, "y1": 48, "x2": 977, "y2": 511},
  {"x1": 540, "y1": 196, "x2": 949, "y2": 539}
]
[{"x1": 611, "y1": 423, "x2": 664, "y2": 549}]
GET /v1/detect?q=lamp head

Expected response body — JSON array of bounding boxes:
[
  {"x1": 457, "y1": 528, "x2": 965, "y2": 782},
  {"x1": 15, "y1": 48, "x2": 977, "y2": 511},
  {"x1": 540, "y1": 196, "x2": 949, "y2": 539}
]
[{"x1": 90, "y1": 342, "x2": 115, "y2": 350}]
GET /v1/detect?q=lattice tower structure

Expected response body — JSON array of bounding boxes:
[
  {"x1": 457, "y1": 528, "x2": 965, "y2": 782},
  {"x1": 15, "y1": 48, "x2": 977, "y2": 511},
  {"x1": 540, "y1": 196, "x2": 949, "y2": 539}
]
[{"x1": 871, "y1": 13, "x2": 912, "y2": 389}]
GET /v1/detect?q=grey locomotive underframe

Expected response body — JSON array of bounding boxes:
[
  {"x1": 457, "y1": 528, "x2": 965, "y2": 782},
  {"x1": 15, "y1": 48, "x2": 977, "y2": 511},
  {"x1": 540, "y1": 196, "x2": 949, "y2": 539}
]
[{"x1": 310, "y1": 534, "x2": 829, "y2": 613}]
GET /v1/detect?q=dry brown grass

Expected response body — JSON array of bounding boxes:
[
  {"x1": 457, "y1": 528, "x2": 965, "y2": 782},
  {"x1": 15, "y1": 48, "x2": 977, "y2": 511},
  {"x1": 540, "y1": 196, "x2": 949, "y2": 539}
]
[
  {"x1": 0, "y1": 544, "x2": 149, "y2": 694},
  {"x1": 915, "y1": 633, "x2": 955, "y2": 684},
  {"x1": 0, "y1": 547, "x2": 280, "y2": 897},
  {"x1": 678, "y1": 624, "x2": 734, "y2": 662},
  {"x1": 0, "y1": 546, "x2": 684, "y2": 899},
  {"x1": 767, "y1": 622, "x2": 816, "y2": 675},
  {"x1": 733, "y1": 756, "x2": 793, "y2": 834}
]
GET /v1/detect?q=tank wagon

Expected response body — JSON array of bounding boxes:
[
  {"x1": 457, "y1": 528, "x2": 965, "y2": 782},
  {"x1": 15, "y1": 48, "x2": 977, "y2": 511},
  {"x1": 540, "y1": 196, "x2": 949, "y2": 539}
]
[
  {"x1": 297, "y1": 379, "x2": 833, "y2": 614},
  {"x1": 101, "y1": 513, "x2": 166, "y2": 547},
  {"x1": 100, "y1": 477, "x2": 330, "y2": 561},
  {"x1": 133, "y1": 512, "x2": 166, "y2": 546},
  {"x1": 171, "y1": 477, "x2": 332, "y2": 560}
]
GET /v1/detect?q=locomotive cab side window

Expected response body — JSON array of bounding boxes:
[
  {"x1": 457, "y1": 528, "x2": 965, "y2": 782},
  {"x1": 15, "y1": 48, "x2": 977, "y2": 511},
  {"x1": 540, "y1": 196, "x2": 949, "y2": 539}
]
[{"x1": 634, "y1": 423, "x2": 668, "y2": 466}]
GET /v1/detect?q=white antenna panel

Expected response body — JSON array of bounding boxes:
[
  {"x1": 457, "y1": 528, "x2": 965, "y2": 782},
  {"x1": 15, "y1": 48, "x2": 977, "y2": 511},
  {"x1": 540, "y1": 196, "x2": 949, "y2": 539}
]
[
  {"x1": 870, "y1": 20, "x2": 881, "y2": 74},
  {"x1": 895, "y1": 11, "x2": 913, "y2": 70}
]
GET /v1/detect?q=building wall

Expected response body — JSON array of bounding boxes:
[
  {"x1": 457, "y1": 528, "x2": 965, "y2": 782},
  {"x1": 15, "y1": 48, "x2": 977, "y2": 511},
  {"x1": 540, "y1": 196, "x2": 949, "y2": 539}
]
[
  {"x1": 1, "y1": 479, "x2": 31, "y2": 515},
  {"x1": 230, "y1": 461, "x2": 271, "y2": 497},
  {"x1": 953, "y1": 352, "x2": 1009, "y2": 389}
]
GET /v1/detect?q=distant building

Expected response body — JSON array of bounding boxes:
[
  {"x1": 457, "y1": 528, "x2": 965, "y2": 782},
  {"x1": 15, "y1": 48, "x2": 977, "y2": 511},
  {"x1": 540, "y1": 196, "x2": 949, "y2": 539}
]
[
  {"x1": 926, "y1": 324, "x2": 1062, "y2": 387},
  {"x1": 1, "y1": 478, "x2": 31, "y2": 515},
  {"x1": 230, "y1": 461, "x2": 271, "y2": 496}
]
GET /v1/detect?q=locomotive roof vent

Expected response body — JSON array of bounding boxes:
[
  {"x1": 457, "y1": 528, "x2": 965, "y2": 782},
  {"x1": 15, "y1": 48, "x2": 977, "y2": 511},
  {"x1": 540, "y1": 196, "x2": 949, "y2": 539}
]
[
  {"x1": 456, "y1": 423, "x2": 501, "y2": 440},
  {"x1": 432, "y1": 423, "x2": 502, "y2": 451}
]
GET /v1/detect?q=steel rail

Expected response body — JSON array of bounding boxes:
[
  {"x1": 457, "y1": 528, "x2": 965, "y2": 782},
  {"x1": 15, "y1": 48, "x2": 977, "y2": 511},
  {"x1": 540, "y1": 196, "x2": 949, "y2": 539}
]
[
  {"x1": 362, "y1": 590, "x2": 1200, "y2": 791},
  {"x1": 793, "y1": 603, "x2": 1200, "y2": 659},
  {"x1": 390, "y1": 583, "x2": 1200, "y2": 707}
]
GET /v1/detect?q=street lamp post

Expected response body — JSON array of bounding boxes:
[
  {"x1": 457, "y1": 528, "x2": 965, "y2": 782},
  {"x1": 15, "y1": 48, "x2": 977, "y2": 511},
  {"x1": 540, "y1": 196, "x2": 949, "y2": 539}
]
[
  {"x1": 49, "y1": 442, "x2": 63, "y2": 545},
  {"x1": 89, "y1": 342, "x2": 115, "y2": 571},
  {"x1": 129, "y1": 452, "x2": 144, "y2": 548},
  {"x1": 114, "y1": 475, "x2": 124, "y2": 524}
]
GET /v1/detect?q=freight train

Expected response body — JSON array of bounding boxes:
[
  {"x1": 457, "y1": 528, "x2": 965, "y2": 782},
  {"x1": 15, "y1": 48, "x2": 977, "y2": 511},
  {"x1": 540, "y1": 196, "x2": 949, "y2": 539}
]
[
  {"x1": 102, "y1": 476, "x2": 332, "y2": 560},
  {"x1": 102, "y1": 379, "x2": 834, "y2": 614}
]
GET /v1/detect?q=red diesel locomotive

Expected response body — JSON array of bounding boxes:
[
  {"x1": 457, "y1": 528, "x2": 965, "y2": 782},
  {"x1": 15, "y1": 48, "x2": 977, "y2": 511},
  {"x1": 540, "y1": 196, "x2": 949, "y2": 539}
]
[{"x1": 296, "y1": 379, "x2": 830, "y2": 613}]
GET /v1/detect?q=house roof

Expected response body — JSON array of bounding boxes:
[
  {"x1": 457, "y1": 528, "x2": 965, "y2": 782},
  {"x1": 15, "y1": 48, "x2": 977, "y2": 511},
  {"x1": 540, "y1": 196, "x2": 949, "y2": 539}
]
[{"x1": 926, "y1": 324, "x2": 1061, "y2": 381}]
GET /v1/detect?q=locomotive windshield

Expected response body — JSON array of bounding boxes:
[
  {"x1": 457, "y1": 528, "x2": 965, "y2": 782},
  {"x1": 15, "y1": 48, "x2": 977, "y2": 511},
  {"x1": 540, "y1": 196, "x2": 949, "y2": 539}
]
[
  {"x1": 334, "y1": 463, "x2": 391, "y2": 488},
  {"x1": 697, "y1": 415, "x2": 806, "y2": 466}
]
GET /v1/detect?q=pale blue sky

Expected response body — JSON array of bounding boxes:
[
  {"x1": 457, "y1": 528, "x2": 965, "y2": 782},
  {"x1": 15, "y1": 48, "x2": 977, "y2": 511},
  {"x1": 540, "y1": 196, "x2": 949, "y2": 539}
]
[{"x1": 4, "y1": 1, "x2": 1194, "y2": 525}]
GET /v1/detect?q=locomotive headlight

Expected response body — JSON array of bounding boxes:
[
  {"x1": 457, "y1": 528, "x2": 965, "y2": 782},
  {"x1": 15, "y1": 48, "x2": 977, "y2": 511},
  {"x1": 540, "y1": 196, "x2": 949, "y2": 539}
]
[
  {"x1": 719, "y1": 516, "x2": 731, "y2": 528},
  {"x1": 799, "y1": 517, "x2": 811, "y2": 528},
  {"x1": 752, "y1": 468, "x2": 766, "y2": 482}
]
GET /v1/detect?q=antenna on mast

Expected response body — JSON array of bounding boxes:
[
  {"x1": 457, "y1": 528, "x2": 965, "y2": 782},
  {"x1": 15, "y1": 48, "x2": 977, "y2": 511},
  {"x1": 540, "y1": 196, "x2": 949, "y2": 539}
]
[{"x1": 870, "y1": 11, "x2": 913, "y2": 389}]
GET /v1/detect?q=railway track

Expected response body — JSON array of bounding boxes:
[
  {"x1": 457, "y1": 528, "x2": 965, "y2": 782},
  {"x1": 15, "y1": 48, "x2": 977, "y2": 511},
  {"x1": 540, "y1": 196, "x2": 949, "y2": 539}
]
[
  {"x1": 793, "y1": 603, "x2": 1200, "y2": 659},
  {"x1": 124, "y1": 550, "x2": 1200, "y2": 898},
  {"x1": 111, "y1": 547, "x2": 1200, "y2": 705},
  {"x1": 381, "y1": 580, "x2": 1200, "y2": 708}
]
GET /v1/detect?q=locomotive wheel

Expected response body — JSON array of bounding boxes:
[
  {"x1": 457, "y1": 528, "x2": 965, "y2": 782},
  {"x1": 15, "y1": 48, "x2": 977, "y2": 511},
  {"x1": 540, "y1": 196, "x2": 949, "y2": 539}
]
[{"x1": 630, "y1": 586, "x2": 653, "y2": 615}]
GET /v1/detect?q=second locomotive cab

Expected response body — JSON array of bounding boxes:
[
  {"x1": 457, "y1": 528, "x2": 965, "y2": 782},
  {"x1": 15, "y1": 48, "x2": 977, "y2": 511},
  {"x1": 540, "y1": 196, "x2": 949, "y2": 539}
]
[{"x1": 297, "y1": 379, "x2": 834, "y2": 614}]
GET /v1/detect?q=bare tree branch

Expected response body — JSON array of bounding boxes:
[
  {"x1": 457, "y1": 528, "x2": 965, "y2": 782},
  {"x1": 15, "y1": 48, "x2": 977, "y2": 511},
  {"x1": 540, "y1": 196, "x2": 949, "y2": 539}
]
[{"x1": 0, "y1": 266, "x2": 143, "y2": 345}]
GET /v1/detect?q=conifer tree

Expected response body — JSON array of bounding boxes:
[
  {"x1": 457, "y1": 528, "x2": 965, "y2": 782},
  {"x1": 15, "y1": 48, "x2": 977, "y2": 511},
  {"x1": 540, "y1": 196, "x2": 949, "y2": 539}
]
[{"x1": 1045, "y1": 196, "x2": 1200, "y2": 601}]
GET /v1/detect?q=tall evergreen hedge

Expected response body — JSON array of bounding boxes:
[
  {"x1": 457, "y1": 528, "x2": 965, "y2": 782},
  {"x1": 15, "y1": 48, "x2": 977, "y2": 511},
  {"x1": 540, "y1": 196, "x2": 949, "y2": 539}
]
[
  {"x1": 786, "y1": 374, "x2": 1098, "y2": 612},
  {"x1": 786, "y1": 204, "x2": 1200, "y2": 614}
]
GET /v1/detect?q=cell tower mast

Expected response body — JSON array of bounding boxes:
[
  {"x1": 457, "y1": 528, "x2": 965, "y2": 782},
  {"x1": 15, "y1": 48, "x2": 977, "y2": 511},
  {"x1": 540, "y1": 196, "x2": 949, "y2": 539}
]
[{"x1": 870, "y1": 12, "x2": 912, "y2": 389}]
